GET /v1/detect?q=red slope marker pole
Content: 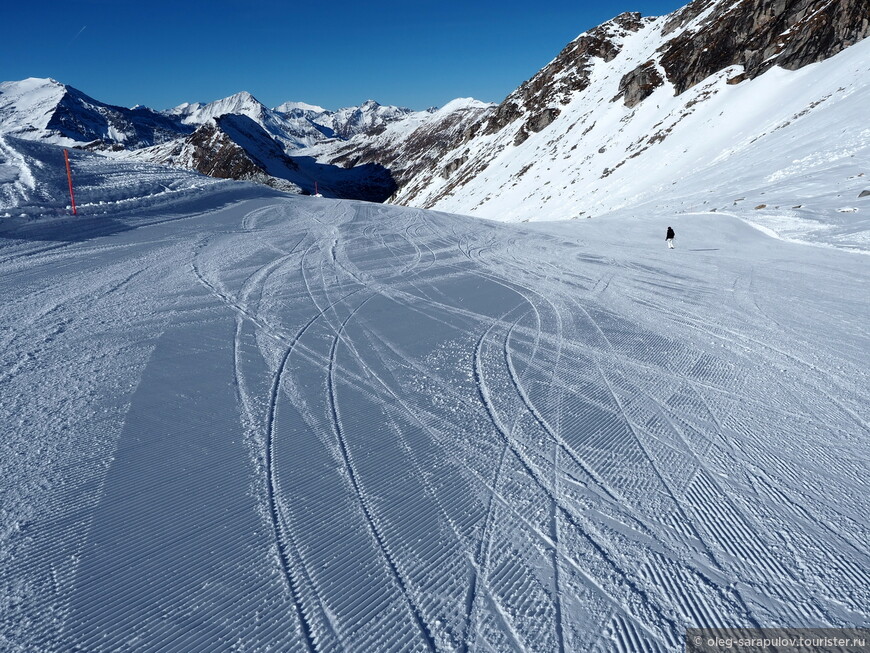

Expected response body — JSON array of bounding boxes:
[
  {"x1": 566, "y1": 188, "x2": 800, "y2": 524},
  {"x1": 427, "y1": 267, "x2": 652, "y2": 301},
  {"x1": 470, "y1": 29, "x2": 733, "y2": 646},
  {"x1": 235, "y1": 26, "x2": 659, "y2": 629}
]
[{"x1": 64, "y1": 149, "x2": 77, "y2": 215}]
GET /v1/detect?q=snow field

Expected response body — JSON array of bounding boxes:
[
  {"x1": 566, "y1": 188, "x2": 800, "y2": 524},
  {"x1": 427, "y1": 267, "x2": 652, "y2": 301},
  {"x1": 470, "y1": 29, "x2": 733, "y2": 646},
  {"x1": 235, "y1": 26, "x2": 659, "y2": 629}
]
[{"x1": 2, "y1": 179, "x2": 866, "y2": 651}]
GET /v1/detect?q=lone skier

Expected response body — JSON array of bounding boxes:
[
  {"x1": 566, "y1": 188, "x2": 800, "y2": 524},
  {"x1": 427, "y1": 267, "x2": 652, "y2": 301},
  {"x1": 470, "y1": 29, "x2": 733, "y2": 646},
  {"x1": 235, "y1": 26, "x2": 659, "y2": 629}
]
[{"x1": 666, "y1": 226, "x2": 675, "y2": 249}]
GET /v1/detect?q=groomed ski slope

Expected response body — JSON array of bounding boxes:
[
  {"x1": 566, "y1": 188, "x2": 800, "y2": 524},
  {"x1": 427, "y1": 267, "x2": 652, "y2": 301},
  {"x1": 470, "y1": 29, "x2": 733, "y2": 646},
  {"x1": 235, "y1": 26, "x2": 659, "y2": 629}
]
[{"x1": 1, "y1": 185, "x2": 868, "y2": 651}]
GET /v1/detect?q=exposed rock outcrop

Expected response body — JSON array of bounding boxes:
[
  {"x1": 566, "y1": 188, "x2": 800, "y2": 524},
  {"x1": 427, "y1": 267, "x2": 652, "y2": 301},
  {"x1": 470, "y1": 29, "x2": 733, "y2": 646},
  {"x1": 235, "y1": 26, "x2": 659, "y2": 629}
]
[
  {"x1": 164, "y1": 115, "x2": 302, "y2": 191},
  {"x1": 441, "y1": 155, "x2": 468, "y2": 179},
  {"x1": 662, "y1": 0, "x2": 716, "y2": 36},
  {"x1": 659, "y1": 0, "x2": 870, "y2": 94},
  {"x1": 616, "y1": 60, "x2": 665, "y2": 107}
]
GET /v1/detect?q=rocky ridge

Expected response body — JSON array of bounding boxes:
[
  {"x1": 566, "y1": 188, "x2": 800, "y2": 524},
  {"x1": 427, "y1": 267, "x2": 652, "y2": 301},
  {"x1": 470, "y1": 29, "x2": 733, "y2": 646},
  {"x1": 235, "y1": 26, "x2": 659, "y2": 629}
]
[{"x1": 656, "y1": 0, "x2": 870, "y2": 94}]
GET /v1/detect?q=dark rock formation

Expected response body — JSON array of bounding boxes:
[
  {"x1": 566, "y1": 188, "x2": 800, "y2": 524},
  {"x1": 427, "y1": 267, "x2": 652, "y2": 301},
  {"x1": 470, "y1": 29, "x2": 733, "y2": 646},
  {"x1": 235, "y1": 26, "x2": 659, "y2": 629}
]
[
  {"x1": 482, "y1": 101, "x2": 523, "y2": 136},
  {"x1": 659, "y1": 0, "x2": 870, "y2": 95},
  {"x1": 180, "y1": 115, "x2": 299, "y2": 189},
  {"x1": 526, "y1": 107, "x2": 562, "y2": 133},
  {"x1": 662, "y1": 0, "x2": 716, "y2": 36},
  {"x1": 616, "y1": 61, "x2": 666, "y2": 107},
  {"x1": 441, "y1": 155, "x2": 468, "y2": 179}
]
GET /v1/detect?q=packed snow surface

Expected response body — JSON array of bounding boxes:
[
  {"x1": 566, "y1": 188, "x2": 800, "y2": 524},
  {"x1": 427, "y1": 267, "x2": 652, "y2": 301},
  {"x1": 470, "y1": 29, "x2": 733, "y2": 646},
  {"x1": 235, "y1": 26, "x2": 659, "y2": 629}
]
[{"x1": 1, "y1": 147, "x2": 868, "y2": 651}]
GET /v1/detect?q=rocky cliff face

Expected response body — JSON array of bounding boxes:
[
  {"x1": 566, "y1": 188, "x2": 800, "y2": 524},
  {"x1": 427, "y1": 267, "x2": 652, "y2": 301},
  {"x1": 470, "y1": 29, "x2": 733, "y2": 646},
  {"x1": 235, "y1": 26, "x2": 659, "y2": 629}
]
[{"x1": 655, "y1": 0, "x2": 870, "y2": 94}]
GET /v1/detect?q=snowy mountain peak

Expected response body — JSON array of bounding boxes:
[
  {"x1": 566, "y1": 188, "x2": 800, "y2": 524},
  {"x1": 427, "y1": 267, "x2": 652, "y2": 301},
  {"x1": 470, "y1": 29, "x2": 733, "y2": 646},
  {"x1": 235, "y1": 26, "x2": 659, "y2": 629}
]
[
  {"x1": 0, "y1": 77, "x2": 188, "y2": 148},
  {"x1": 0, "y1": 78, "x2": 69, "y2": 136},
  {"x1": 165, "y1": 101, "x2": 205, "y2": 116},
  {"x1": 434, "y1": 98, "x2": 495, "y2": 117},
  {"x1": 5, "y1": 76, "x2": 64, "y2": 93},
  {"x1": 275, "y1": 100, "x2": 327, "y2": 115},
  {"x1": 323, "y1": 100, "x2": 416, "y2": 139},
  {"x1": 180, "y1": 91, "x2": 268, "y2": 125}
]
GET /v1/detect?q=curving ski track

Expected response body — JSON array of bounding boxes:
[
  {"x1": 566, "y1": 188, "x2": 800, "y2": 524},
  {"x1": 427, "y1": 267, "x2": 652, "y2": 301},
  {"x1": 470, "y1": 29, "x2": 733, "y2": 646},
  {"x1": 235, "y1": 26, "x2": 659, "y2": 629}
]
[{"x1": 1, "y1": 193, "x2": 868, "y2": 651}]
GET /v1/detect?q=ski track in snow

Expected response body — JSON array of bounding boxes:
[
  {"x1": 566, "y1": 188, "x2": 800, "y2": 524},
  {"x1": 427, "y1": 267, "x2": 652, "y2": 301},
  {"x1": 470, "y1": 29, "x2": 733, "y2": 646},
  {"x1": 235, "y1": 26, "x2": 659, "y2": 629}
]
[{"x1": 1, "y1": 192, "x2": 868, "y2": 652}]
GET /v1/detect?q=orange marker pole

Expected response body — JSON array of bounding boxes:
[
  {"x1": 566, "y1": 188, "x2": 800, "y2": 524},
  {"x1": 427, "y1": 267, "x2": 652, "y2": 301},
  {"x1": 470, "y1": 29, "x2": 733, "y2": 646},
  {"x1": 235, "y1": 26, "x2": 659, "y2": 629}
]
[{"x1": 64, "y1": 149, "x2": 77, "y2": 215}]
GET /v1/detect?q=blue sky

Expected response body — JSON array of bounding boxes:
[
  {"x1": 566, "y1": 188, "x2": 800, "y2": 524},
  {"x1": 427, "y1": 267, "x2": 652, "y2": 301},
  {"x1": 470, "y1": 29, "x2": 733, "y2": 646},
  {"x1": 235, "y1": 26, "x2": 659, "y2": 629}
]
[{"x1": 4, "y1": 0, "x2": 684, "y2": 111}]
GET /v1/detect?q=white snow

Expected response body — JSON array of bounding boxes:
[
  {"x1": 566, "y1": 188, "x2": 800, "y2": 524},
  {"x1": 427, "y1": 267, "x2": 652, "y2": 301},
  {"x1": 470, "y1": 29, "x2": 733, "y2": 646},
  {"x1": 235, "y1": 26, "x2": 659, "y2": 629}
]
[
  {"x1": 0, "y1": 136, "x2": 237, "y2": 220},
  {"x1": 179, "y1": 91, "x2": 266, "y2": 125},
  {"x1": 275, "y1": 100, "x2": 328, "y2": 114},
  {"x1": 0, "y1": 136, "x2": 867, "y2": 651},
  {"x1": 0, "y1": 78, "x2": 69, "y2": 141},
  {"x1": 431, "y1": 97, "x2": 493, "y2": 117}
]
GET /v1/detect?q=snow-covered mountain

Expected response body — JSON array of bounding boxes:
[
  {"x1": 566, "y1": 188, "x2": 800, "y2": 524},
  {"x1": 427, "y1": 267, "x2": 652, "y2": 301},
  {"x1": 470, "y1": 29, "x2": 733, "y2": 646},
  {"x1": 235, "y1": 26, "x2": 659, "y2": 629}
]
[
  {"x1": 136, "y1": 94, "x2": 427, "y2": 190},
  {"x1": 0, "y1": 77, "x2": 192, "y2": 149},
  {"x1": 173, "y1": 91, "x2": 269, "y2": 126},
  {"x1": 274, "y1": 100, "x2": 327, "y2": 114},
  {"x1": 309, "y1": 0, "x2": 870, "y2": 230},
  {"x1": 319, "y1": 100, "x2": 421, "y2": 139},
  {"x1": 304, "y1": 97, "x2": 495, "y2": 200},
  {"x1": 131, "y1": 114, "x2": 305, "y2": 193},
  {"x1": 167, "y1": 91, "x2": 333, "y2": 150},
  {"x1": 0, "y1": 78, "x2": 427, "y2": 186},
  {"x1": 157, "y1": 92, "x2": 419, "y2": 150}
]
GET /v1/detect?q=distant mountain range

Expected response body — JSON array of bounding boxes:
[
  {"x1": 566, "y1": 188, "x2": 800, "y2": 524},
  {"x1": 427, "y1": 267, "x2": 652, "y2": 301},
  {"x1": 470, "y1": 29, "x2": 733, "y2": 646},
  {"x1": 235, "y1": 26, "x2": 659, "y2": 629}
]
[
  {"x1": 0, "y1": 76, "x2": 430, "y2": 200},
  {"x1": 1, "y1": 0, "x2": 868, "y2": 219},
  {"x1": 0, "y1": 79, "x2": 419, "y2": 149}
]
